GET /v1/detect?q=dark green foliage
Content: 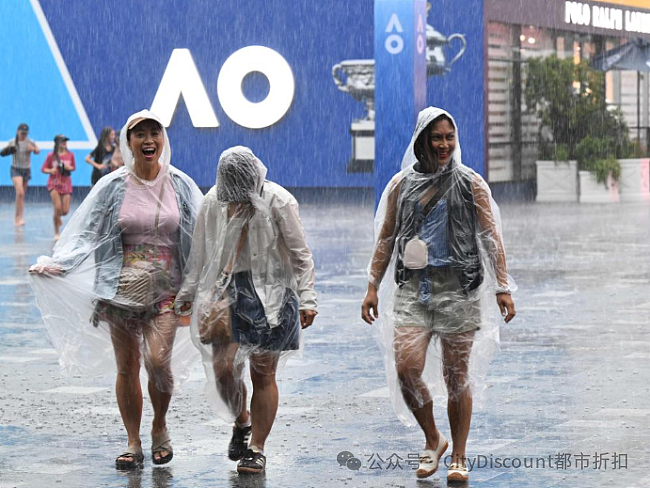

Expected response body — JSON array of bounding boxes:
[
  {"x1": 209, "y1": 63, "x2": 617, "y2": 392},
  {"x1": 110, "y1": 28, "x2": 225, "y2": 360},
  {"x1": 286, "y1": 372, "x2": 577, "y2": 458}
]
[
  {"x1": 525, "y1": 55, "x2": 631, "y2": 180},
  {"x1": 575, "y1": 136, "x2": 621, "y2": 184}
]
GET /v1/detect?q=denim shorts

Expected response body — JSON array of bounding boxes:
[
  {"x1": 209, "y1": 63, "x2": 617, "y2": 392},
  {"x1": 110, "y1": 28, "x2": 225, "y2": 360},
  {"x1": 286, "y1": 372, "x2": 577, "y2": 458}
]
[
  {"x1": 394, "y1": 266, "x2": 480, "y2": 335},
  {"x1": 228, "y1": 271, "x2": 300, "y2": 351},
  {"x1": 10, "y1": 166, "x2": 31, "y2": 182}
]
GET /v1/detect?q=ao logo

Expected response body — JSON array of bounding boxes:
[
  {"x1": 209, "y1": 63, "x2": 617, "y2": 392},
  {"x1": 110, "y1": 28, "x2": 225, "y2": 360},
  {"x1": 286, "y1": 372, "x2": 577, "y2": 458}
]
[
  {"x1": 151, "y1": 46, "x2": 295, "y2": 130},
  {"x1": 384, "y1": 13, "x2": 425, "y2": 55},
  {"x1": 385, "y1": 13, "x2": 404, "y2": 54}
]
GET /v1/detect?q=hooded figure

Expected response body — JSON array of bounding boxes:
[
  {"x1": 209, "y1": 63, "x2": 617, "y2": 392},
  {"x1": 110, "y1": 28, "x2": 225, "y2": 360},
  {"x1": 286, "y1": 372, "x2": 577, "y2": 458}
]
[
  {"x1": 30, "y1": 109, "x2": 203, "y2": 469},
  {"x1": 362, "y1": 107, "x2": 516, "y2": 482},
  {"x1": 176, "y1": 145, "x2": 317, "y2": 475}
]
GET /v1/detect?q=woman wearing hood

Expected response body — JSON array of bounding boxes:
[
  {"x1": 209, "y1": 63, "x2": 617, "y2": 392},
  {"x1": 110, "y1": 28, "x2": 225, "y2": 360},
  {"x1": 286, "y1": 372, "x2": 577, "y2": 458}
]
[
  {"x1": 361, "y1": 107, "x2": 516, "y2": 482},
  {"x1": 30, "y1": 110, "x2": 203, "y2": 470},
  {"x1": 176, "y1": 146, "x2": 318, "y2": 475}
]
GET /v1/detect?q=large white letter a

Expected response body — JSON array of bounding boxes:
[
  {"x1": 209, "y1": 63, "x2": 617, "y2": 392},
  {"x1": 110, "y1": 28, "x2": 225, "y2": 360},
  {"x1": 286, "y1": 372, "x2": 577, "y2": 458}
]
[{"x1": 150, "y1": 49, "x2": 219, "y2": 128}]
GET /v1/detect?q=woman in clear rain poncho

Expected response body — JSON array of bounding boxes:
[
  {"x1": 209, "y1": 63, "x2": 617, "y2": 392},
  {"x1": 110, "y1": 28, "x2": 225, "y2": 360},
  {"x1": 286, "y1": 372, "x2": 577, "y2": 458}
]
[
  {"x1": 176, "y1": 146, "x2": 318, "y2": 475},
  {"x1": 29, "y1": 110, "x2": 203, "y2": 470},
  {"x1": 361, "y1": 107, "x2": 516, "y2": 482}
]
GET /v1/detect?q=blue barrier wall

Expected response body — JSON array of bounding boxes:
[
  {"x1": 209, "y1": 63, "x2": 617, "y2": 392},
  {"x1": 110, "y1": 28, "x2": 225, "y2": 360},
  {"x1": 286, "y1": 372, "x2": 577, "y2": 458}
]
[
  {"x1": 0, "y1": 0, "x2": 486, "y2": 189},
  {"x1": 427, "y1": 0, "x2": 486, "y2": 176}
]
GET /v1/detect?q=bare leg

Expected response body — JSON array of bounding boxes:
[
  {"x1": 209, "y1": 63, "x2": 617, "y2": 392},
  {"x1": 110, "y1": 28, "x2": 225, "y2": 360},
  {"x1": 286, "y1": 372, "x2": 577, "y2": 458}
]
[
  {"x1": 110, "y1": 319, "x2": 144, "y2": 460},
  {"x1": 142, "y1": 313, "x2": 177, "y2": 461},
  {"x1": 61, "y1": 193, "x2": 71, "y2": 218},
  {"x1": 394, "y1": 327, "x2": 442, "y2": 450},
  {"x1": 12, "y1": 176, "x2": 25, "y2": 226},
  {"x1": 49, "y1": 190, "x2": 63, "y2": 239},
  {"x1": 212, "y1": 342, "x2": 249, "y2": 424},
  {"x1": 248, "y1": 352, "x2": 280, "y2": 450},
  {"x1": 442, "y1": 330, "x2": 475, "y2": 467}
]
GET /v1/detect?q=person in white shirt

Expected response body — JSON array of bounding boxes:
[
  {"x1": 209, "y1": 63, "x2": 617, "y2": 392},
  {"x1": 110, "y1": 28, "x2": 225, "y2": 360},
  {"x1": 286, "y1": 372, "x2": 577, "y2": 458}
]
[{"x1": 177, "y1": 146, "x2": 318, "y2": 475}]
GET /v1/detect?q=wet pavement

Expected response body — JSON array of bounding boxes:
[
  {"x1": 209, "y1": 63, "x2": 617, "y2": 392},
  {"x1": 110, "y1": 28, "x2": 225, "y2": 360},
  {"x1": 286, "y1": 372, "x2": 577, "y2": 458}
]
[{"x1": 1, "y1": 198, "x2": 649, "y2": 488}]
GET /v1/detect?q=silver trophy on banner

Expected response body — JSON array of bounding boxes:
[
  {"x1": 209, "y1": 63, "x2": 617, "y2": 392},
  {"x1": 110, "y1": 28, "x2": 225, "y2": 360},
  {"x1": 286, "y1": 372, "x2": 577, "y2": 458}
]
[
  {"x1": 332, "y1": 60, "x2": 376, "y2": 173},
  {"x1": 332, "y1": 2, "x2": 467, "y2": 173},
  {"x1": 426, "y1": 25, "x2": 466, "y2": 76},
  {"x1": 333, "y1": 14, "x2": 466, "y2": 173}
]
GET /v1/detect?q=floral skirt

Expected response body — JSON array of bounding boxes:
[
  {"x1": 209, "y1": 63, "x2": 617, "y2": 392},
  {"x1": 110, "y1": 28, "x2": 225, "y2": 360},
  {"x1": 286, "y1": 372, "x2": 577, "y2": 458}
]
[{"x1": 93, "y1": 244, "x2": 180, "y2": 327}]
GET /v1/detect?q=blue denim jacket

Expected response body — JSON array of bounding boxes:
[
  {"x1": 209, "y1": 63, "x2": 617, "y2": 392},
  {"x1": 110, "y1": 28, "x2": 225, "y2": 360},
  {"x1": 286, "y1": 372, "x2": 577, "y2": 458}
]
[{"x1": 55, "y1": 167, "x2": 202, "y2": 300}]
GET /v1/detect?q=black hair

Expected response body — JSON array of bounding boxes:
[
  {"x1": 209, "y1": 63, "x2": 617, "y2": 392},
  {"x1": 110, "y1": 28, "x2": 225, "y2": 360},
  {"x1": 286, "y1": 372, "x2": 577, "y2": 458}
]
[
  {"x1": 92, "y1": 126, "x2": 114, "y2": 164},
  {"x1": 53, "y1": 138, "x2": 65, "y2": 165},
  {"x1": 414, "y1": 114, "x2": 455, "y2": 167}
]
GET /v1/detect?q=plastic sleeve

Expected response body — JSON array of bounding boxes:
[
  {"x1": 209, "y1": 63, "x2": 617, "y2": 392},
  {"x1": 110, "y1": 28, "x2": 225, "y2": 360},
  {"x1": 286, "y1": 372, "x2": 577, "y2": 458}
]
[{"x1": 274, "y1": 199, "x2": 317, "y2": 311}]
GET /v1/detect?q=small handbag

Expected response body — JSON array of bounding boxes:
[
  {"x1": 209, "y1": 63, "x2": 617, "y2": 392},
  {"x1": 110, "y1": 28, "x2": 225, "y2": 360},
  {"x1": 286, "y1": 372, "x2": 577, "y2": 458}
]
[
  {"x1": 57, "y1": 158, "x2": 71, "y2": 177},
  {"x1": 403, "y1": 236, "x2": 428, "y2": 269},
  {"x1": 198, "y1": 275, "x2": 232, "y2": 345},
  {"x1": 110, "y1": 176, "x2": 168, "y2": 314},
  {"x1": 198, "y1": 221, "x2": 248, "y2": 346},
  {"x1": 111, "y1": 261, "x2": 160, "y2": 312}
]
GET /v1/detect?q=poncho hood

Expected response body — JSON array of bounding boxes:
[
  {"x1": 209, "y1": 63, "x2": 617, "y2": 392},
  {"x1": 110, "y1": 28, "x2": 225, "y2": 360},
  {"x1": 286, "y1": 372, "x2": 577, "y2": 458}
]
[
  {"x1": 120, "y1": 109, "x2": 171, "y2": 182},
  {"x1": 401, "y1": 106, "x2": 462, "y2": 174}
]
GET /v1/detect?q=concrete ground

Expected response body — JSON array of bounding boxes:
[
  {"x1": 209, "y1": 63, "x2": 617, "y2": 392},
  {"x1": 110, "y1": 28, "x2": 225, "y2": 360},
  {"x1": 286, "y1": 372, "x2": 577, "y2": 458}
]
[{"x1": 0, "y1": 197, "x2": 649, "y2": 488}]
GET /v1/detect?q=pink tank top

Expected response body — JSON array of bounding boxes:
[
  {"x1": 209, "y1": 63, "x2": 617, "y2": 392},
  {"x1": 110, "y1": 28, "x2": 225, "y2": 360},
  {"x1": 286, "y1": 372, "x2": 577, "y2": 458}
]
[{"x1": 118, "y1": 171, "x2": 180, "y2": 248}]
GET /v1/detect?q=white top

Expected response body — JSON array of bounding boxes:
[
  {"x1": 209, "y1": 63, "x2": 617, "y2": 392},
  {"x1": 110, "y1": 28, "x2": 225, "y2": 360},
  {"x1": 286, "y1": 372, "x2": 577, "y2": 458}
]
[{"x1": 177, "y1": 182, "x2": 317, "y2": 327}]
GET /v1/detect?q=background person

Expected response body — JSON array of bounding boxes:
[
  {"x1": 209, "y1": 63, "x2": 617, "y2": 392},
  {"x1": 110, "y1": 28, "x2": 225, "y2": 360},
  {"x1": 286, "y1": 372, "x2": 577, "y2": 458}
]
[
  {"x1": 1, "y1": 123, "x2": 40, "y2": 226},
  {"x1": 30, "y1": 110, "x2": 203, "y2": 470},
  {"x1": 86, "y1": 126, "x2": 116, "y2": 186},
  {"x1": 42, "y1": 134, "x2": 75, "y2": 240},
  {"x1": 361, "y1": 107, "x2": 516, "y2": 482},
  {"x1": 176, "y1": 146, "x2": 318, "y2": 475},
  {"x1": 111, "y1": 130, "x2": 125, "y2": 170}
]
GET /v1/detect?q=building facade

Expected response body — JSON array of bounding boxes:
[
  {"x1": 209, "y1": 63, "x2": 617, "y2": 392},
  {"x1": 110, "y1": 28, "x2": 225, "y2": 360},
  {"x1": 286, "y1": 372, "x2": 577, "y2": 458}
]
[{"x1": 486, "y1": 0, "x2": 650, "y2": 186}]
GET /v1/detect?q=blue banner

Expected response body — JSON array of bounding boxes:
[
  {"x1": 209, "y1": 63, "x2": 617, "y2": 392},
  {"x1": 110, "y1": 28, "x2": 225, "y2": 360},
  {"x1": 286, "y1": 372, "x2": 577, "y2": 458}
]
[
  {"x1": 426, "y1": 0, "x2": 485, "y2": 176},
  {"x1": 0, "y1": 0, "x2": 486, "y2": 188},
  {"x1": 374, "y1": 0, "x2": 427, "y2": 204}
]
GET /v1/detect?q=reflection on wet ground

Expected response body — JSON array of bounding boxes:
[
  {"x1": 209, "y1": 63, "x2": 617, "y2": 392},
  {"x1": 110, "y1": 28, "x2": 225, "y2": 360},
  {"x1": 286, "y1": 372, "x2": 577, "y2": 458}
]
[{"x1": 1, "y1": 200, "x2": 649, "y2": 487}]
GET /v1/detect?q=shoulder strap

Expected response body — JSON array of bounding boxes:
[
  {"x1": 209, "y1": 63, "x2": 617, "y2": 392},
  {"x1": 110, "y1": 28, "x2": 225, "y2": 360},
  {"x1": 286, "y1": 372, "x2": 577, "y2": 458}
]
[
  {"x1": 415, "y1": 173, "x2": 453, "y2": 229},
  {"x1": 153, "y1": 175, "x2": 167, "y2": 255},
  {"x1": 222, "y1": 222, "x2": 248, "y2": 275}
]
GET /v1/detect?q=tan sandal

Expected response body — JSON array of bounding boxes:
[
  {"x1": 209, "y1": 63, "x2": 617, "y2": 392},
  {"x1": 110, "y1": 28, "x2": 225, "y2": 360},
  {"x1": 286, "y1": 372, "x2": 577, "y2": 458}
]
[{"x1": 151, "y1": 430, "x2": 173, "y2": 465}]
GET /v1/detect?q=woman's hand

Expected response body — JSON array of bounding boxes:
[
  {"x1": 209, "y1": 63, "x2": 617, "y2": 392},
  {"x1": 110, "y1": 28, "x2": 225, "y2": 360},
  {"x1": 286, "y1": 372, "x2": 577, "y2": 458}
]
[
  {"x1": 29, "y1": 264, "x2": 63, "y2": 276},
  {"x1": 300, "y1": 310, "x2": 317, "y2": 329},
  {"x1": 497, "y1": 293, "x2": 516, "y2": 323},
  {"x1": 177, "y1": 301, "x2": 192, "y2": 326},
  {"x1": 361, "y1": 285, "x2": 379, "y2": 324}
]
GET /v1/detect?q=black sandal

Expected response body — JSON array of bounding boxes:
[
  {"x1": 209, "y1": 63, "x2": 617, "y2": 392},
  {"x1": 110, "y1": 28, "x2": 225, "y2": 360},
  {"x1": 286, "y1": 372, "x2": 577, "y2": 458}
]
[{"x1": 115, "y1": 445, "x2": 144, "y2": 470}]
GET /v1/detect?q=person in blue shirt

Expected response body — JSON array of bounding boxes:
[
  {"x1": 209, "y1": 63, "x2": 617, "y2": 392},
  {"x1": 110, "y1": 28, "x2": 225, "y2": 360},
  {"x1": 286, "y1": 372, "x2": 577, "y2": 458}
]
[{"x1": 362, "y1": 107, "x2": 516, "y2": 483}]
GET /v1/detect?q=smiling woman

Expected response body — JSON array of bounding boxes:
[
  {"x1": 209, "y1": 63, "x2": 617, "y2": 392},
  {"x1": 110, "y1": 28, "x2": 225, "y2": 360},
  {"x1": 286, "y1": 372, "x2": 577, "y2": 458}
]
[
  {"x1": 362, "y1": 107, "x2": 516, "y2": 483},
  {"x1": 30, "y1": 109, "x2": 204, "y2": 471},
  {"x1": 127, "y1": 118, "x2": 165, "y2": 181}
]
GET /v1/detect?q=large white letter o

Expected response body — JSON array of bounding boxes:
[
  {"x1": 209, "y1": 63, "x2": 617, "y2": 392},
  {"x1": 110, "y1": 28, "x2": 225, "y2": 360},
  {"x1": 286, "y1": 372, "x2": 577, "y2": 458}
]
[{"x1": 217, "y1": 46, "x2": 295, "y2": 129}]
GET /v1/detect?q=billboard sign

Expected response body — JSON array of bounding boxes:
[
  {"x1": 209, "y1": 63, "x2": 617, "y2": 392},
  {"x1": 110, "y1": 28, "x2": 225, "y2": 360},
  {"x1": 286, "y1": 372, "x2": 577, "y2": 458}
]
[{"x1": 1, "y1": 0, "x2": 487, "y2": 188}]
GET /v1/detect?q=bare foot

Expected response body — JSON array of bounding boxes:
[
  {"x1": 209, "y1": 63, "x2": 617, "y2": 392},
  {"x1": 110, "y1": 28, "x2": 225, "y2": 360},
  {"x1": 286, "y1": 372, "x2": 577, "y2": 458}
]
[
  {"x1": 15, "y1": 219, "x2": 25, "y2": 226},
  {"x1": 53, "y1": 234, "x2": 60, "y2": 241}
]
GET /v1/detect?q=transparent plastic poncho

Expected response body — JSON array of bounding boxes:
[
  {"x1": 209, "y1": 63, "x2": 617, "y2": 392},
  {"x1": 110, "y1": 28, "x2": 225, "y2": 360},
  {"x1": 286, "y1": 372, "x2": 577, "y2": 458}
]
[
  {"x1": 176, "y1": 146, "x2": 318, "y2": 422},
  {"x1": 29, "y1": 110, "x2": 204, "y2": 393},
  {"x1": 368, "y1": 107, "x2": 516, "y2": 426}
]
